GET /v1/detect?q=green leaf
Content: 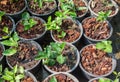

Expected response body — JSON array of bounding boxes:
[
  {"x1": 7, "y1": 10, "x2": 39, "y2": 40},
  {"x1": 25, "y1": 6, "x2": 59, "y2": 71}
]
[
  {"x1": 113, "y1": 71, "x2": 117, "y2": 75},
  {"x1": 114, "y1": 79, "x2": 119, "y2": 82},
  {"x1": 2, "y1": 75, "x2": 13, "y2": 81},
  {"x1": 22, "y1": 12, "x2": 30, "y2": 20},
  {"x1": 49, "y1": 76, "x2": 57, "y2": 82},
  {"x1": 19, "y1": 66, "x2": 24, "y2": 74},
  {"x1": 29, "y1": 18, "x2": 37, "y2": 27},
  {"x1": 2, "y1": 26, "x2": 9, "y2": 34},
  {"x1": 57, "y1": 55, "x2": 66, "y2": 64},
  {"x1": 1, "y1": 40, "x2": 17, "y2": 46},
  {"x1": 15, "y1": 74, "x2": 24, "y2": 81},
  {"x1": 3, "y1": 48, "x2": 17, "y2": 56},
  {"x1": 0, "y1": 65, "x2": 2, "y2": 75},
  {"x1": 46, "y1": 59, "x2": 55, "y2": 66},
  {"x1": 13, "y1": 65, "x2": 18, "y2": 74},
  {"x1": 0, "y1": 11, "x2": 5, "y2": 22},
  {"x1": 13, "y1": 32, "x2": 19, "y2": 42}
]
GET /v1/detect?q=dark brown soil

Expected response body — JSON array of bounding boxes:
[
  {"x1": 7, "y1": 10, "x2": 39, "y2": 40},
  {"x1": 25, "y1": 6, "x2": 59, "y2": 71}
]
[
  {"x1": 0, "y1": 45, "x2": 3, "y2": 59},
  {"x1": 53, "y1": 19, "x2": 80, "y2": 42},
  {"x1": 0, "y1": 0, "x2": 25, "y2": 14},
  {"x1": 28, "y1": 0, "x2": 56, "y2": 14},
  {"x1": 43, "y1": 73, "x2": 74, "y2": 82},
  {"x1": 16, "y1": 17, "x2": 45, "y2": 39},
  {"x1": 82, "y1": 17, "x2": 110, "y2": 40},
  {"x1": 0, "y1": 16, "x2": 13, "y2": 38},
  {"x1": 7, "y1": 41, "x2": 39, "y2": 69},
  {"x1": 90, "y1": 0, "x2": 116, "y2": 16},
  {"x1": 73, "y1": 0, "x2": 87, "y2": 17},
  {"x1": 81, "y1": 45, "x2": 112, "y2": 75},
  {"x1": 48, "y1": 44, "x2": 77, "y2": 72},
  {"x1": 21, "y1": 76, "x2": 34, "y2": 82}
]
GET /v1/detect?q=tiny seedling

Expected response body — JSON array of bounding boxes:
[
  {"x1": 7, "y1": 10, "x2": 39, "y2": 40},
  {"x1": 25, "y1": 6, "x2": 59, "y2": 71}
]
[
  {"x1": 96, "y1": 40, "x2": 112, "y2": 53},
  {"x1": 45, "y1": 11, "x2": 69, "y2": 38},
  {"x1": 22, "y1": 12, "x2": 37, "y2": 31},
  {"x1": 1, "y1": 65, "x2": 25, "y2": 82},
  {"x1": 1, "y1": 32, "x2": 19, "y2": 56},
  {"x1": 34, "y1": 0, "x2": 54, "y2": 8},
  {"x1": 35, "y1": 42, "x2": 66, "y2": 66},
  {"x1": 97, "y1": 10, "x2": 112, "y2": 22},
  {"x1": 2, "y1": 26, "x2": 10, "y2": 39},
  {"x1": 0, "y1": 11, "x2": 5, "y2": 22}
]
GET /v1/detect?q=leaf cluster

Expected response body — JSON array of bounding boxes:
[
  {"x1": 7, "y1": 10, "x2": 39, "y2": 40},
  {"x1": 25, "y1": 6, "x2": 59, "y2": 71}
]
[
  {"x1": 1, "y1": 32, "x2": 19, "y2": 56},
  {"x1": 35, "y1": 42, "x2": 66, "y2": 66},
  {"x1": 45, "y1": 11, "x2": 69, "y2": 38},
  {"x1": 22, "y1": 12, "x2": 37, "y2": 31},
  {"x1": 97, "y1": 11, "x2": 112, "y2": 22},
  {"x1": 1, "y1": 65, "x2": 25, "y2": 82},
  {"x1": 34, "y1": 0, "x2": 54, "y2": 8},
  {"x1": 96, "y1": 40, "x2": 112, "y2": 53}
]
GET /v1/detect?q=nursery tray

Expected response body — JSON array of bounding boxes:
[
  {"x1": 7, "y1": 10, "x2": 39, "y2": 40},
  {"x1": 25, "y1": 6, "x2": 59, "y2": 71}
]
[{"x1": 31, "y1": 11, "x2": 120, "y2": 82}]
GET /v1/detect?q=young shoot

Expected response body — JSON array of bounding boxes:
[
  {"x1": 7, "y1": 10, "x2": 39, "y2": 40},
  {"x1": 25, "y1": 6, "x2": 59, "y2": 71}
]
[
  {"x1": 35, "y1": 42, "x2": 66, "y2": 66},
  {"x1": 49, "y1": 76, "x2": 57, "y2": 82},
  {"x1": 2, "y1": 26, "x2": 9, "y2": 39},
  {"x1": 98, "y1": 78, "x2": 112, "y2": 82},
  {"x1": 34, "y1": 0, "x2": 54, "y2": 8},
  {"x1": 1, "y1": 32, "x2": 19, "y2": 56},
  {"x1": 97, "y1": 10, "x2": 112, "y2": 22},
  {"x1": 22, "y1": 12, "x2": 37, "y2": 31},
  {"x1": 96, "y1": 40, "x2": 112, "y2": 53},
  {"x1": 45, "y1": 11, "x2": 69, "y2": 38},
  {"x1": 0, "y1": 11, "x2": 5, "y2": 22},
  {"x1": 113, "y1": 71, "x2": 120, "y2": 82},
  {"x1": 1, "y1": 65, "x2": 25, "y2": 82}
]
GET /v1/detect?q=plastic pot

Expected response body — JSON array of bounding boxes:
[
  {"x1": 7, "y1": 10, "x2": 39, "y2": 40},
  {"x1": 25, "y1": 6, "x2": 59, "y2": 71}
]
[
  {"x1": 0, "y1": 16, "x2": 15, "y2": 40},
  {"x1": 6, "y1": 40, "x2": 42, "y2": 71},
  {"x1": 2, "y1": 0, "x2": 27, "y2": 22},
  {"x1": 25, "y1": 71, "x2": 38, "y2": 82},
  {"x1": 58, "y1": 0, "x2": 89, "y2": 20},
  {"x1": 50, "y1": 17, "x2": 83, "y2": 44},
  {"x1": 88, "y1": 77, "x2": 113, "y2": 82},
  {"x1": 82, "y1": 16, "x2": 113, "y2": 44},
  {"x1": 43, "y1": 42, "x2": 80, "y2": 74},
  {"x1": 26, "y1": 0, "x2": 57, "y2": 17},
  {"x1": 88, "y1": 0, "x2": 119, "y2": 20},
  {"x1": 42, "y1": 72, "x2": 79, "y2": 82},
  {"x1": 15, "y1": 16, "x2": 46, "y2": 41},
  {"x1": 79, "y1": 44, "x2": 117, "y2": 80}
]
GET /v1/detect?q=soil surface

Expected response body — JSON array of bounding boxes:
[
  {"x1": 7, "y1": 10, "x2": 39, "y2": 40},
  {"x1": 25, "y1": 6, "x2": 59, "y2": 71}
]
[
  {"x1": 16, "y1": 17, "x2": 45, "y2": 39},
  {"x1": 7, "y1": 41, "x2": 39, "y2": 69},
  {"x1": 73, "y1": 0, "x2": 87, "y2": 17},
  {"x1": 53, "y1": 19, "x2": 80, "y2": 42},
  {"x1": 28, "y1": 0, "x2": 56, "y2": 15},
  {"x1": 81, "y1": 45, "x2": 112, "y2": 75},
  {"x1": 47, "y1": 44, "x2": 77, "y2": 72},
  {"x1": 43, "y1": 73, "x2": 74, "y2": 82},
  {"x1": 0, "y1": 16, "x2": 13, "y2": 38},
  {"x1": 0, "y1": 0, "x2": 25, "y2": 14},
  {"x1": 82, "y1": 17, "x2": 110, "y2": 40},
  {"x1": 90, "y1": 0, "x2": 116, "y2": 16},
  {"x1": 21, "y1": 76, "x2": 34, "y2": 82}
]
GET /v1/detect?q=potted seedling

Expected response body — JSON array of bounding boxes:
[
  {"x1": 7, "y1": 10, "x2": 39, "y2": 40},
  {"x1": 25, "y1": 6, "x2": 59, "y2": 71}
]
[
  {"x1": 58, "y1": 0, "x2": 88, "y2": 19},
  {"x1": 82, "y1": 11, "x2": 113, "y2": 44},
  {"x1": 88, "y1": 71, "x2": 120, "y2": 82},
  {"x1": 0, "y1": 0, "x2": 26, "y2": 20},
  {"x1": 42, "y1": 72, "x2": 79, "y2": 82},
  {"x1": 0, "y1": 11, "x2": 15, "y2": 40},
  {"x1": 79, "y1": 40, "x2": 116, "y2": 79},
  {"x1": 45, "y1": 11, "x2": 83, "y2": 44},
  {"x1": 16, "y1": 12, "x2": 46, "y2": 40},
  {"x1": 88, "y1": 0, "x2": 119, "y2": 19},
  {"x1": 35, "y1": 42, "x2": 80, "y2": 73},
  {"x1": 0, "y1": 65, "x2": 37, "y2": 82},
  {"x1": 1, "y1": 32, "x2": 42, "y2": 71},
  {"x1": 27, "y1": 0, "x2": 57, "y2": 16}
]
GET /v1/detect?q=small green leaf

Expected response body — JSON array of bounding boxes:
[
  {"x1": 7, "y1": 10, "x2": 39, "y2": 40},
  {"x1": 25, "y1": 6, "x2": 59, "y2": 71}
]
[
  {"x1": 13, "y1": 65, "x2": 18, "y2": 74},
  {"x1": 13, "y1": 32, "x2": 19, "y2": 42},
  {"x1": 46, "y1": 59, "x2": 55, "y2": 66},
  {"x1": 114, "y1": 79, "x2": 119, "y2": 82},
  {"x1": 22, "y1": 12, "x2": 30, "y2": 20},
  {"x1": 1, "y1": 40, "x2": 17, "y2": 46},
  {"x1": 49, "y1": 76, "x2": 57, "y2": 82},
  {"x1": 19, "y1": 66, "x2": 24, "y2": 74},
  {"x1": 57, "y1": 55, "x2": 66, "y2": 64},
  {"x1": 2, "y1": 26, "x2": 9, "y2": 34},
  {"x1": 3, "y1": 48, "x2": 17, "y2": 56},
  {"x1": 2, "y1": 75, "x2": 13, "y2": 81},
  {"x1": 15, "y1": 74, "x2": 24, "y2": 81}
]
